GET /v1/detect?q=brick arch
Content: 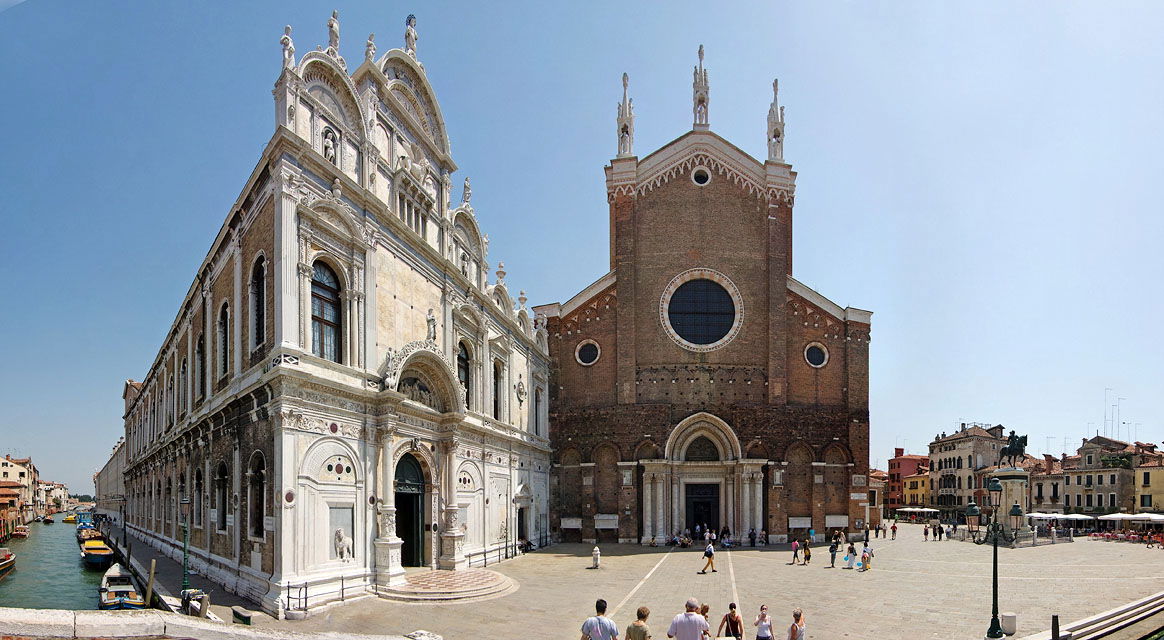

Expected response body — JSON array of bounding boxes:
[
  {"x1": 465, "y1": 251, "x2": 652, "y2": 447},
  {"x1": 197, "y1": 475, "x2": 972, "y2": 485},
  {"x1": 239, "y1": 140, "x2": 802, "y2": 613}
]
[
  {"x1": 592, "y1": 442, "x2": 621, "y2": 514},
  {"x1": 558, "y1": 447, "x2": 582, "y2": 518},
  {"x1": 745, "y1": 440, "x2": 770, "y2": 460},
  {"x1": 664, "y1": 411, "x2": 742, "y2": 462},
  {"x1": 822, "y1": 443, "x2": 851, "y2": 516},
  {"x1": 634, "y1": 440, "x2": 661, "y2": 460},
  {"x1": 783, "y1": 442, "x2": 815, "y2": 518}
]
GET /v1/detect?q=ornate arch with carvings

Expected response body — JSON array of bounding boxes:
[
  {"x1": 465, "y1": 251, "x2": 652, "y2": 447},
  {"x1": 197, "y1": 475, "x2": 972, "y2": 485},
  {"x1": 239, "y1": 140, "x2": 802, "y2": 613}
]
[
  {"x1": 379, "y1": 340, "x2": 465, "y2": 414},
  {"x1": 664, "y1": 411, "x2": 742, "y2": 462}
]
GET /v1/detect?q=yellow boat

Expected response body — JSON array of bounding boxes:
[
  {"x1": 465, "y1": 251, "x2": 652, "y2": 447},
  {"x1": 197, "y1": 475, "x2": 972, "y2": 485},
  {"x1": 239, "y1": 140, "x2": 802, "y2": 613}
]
[
  {"x1": 62, "y1": 514, "x2": 77, "y2": 523},
  {"x1": 80, "y1": 539, "x2": 114, "y2": 568}
]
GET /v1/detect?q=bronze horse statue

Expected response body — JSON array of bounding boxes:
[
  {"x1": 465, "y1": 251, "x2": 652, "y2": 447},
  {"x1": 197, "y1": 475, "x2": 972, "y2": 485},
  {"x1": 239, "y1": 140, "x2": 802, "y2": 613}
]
[{"x1": 998, "y1": 433, "x2": 1028, "y2": 468}]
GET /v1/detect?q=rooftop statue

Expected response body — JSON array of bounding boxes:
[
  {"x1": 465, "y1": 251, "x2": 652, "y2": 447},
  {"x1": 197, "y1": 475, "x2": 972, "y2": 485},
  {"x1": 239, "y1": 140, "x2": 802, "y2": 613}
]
[
  {"x1": 280, "y1": 25, "x2": 295, "y2": 69},
  {"x1": 404, "y1": 14, "x2": 418, "y2": 57},
  {"x1": 327, "y1": 10, "x2": 340, "y2": 53},
  {"x1": 365, "y1": 33, "x2": 376, "y2": 62}
]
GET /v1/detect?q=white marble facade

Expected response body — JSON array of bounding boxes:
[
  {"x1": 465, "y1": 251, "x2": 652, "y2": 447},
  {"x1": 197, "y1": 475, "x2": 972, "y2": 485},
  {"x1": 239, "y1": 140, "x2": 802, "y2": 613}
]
[
  {"x1": 272, "y1": 14, "x2": 552, "y2": 610},
  {"x1": 122, "y1": 13, "x2": 550, "y2": 617}
]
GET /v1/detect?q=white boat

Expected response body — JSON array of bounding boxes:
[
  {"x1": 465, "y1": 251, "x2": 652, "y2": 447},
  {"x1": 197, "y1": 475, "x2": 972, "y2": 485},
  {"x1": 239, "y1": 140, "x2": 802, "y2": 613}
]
[{"x1": 98, "y1": 563, "x2": 145, "y2": 610}]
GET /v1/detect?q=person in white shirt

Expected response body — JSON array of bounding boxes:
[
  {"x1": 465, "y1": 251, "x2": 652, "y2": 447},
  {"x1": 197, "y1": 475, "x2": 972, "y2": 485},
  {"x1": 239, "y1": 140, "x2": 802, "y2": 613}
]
[
  {"x1": 668, "y1": 597, "x2": 710, "y2": 640},
  {"x1": 699, "y1": 541, "x2": 716, "y2": 574}
]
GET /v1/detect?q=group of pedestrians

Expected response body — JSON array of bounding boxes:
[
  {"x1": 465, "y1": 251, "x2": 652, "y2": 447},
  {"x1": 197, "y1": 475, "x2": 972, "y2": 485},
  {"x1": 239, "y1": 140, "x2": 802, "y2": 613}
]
[{"x1": 581, "y1": 598, "x2": 806, "y2": 640}]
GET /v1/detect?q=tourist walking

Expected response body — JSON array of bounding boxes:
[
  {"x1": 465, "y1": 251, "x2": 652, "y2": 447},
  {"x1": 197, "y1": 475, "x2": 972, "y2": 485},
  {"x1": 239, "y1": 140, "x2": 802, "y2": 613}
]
[
  {"x1": 717, "y1": 602, "x2": 745, "y2": 640},
  {"x1": 891, "y1": 523, "x2": 897, "y2": 540},
  {"x1": 874, "y1": 524, "x2": 880, "y2": 538},
  {"x1": 790, "y1": 538, "x2": 800, "y2": 565},
  {"x1": 668, "y1": 598, "x2": 710, "y2": 640},
  {"x1": 923, "y1": 525, "x2": 929, "y2": 541},
  {"x1": 828, "y1": 540, "x2": 838, "y2": 568},
  {"x1": 864, "y1": 526, "x2": 870, "y2": 543},
  {"x1": 699, "y1": 540, "x2": 717, "y2": 574},
  {"x1": 845, "y1": 542, "x2": 857, "y2": 569},
  {"x1": 625, "y1": 607, "x2": 651, "y2": 640},
  {"x1": 802, "y1": 539, "x2": 812, "y2": 565},
  {"x1": 861, "y1": 542, "x2": 874, "y2": 571},
  {"x1": 749, "y1": 528, "x2": 757, "y2": 547},
  {"x1": 581, "y1": 599, "x2": 620, "y2": 640},
  {"x1": 786, "y1": 609, "x2": 806, "y2": 640},
  {"x1": 936, "y1": 524, "x2": 943, "y2": 541},
  {"x1": 754, "y1": 605, "x2": 774, "y2": 640}
]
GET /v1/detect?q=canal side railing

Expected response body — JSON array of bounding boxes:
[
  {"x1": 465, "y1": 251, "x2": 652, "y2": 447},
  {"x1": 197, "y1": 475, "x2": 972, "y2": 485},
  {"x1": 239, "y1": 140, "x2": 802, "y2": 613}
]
[{"x1": 284, "y1": 573, "x2": 366, "y2": 612}]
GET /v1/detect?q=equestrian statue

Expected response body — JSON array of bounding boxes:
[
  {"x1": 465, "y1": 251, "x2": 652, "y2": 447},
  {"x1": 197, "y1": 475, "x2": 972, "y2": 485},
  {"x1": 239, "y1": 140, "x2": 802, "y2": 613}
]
[{"x1": 997, "y1": 430, "x2": 1028, "y2": 468}]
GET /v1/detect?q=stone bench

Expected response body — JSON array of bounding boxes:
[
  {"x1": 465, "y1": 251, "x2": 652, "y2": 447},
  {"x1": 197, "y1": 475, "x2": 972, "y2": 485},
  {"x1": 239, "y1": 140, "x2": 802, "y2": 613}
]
[{"x1": 232, "y1": 605, "x2": 255, "y2": 625}]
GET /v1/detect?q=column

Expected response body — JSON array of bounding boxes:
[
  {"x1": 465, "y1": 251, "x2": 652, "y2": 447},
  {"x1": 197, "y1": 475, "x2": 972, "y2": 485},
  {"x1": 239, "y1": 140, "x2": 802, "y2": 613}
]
[
  {"x1": 374, "y1": 428, "x2": 405, "y2": 588},
  {"x1": 274, "y1": 167, "x2": 302, "y2": 349},
  {"x1": 742, "y1": 473, "x2": 752, "y2": 535},
  {"x1": 753, "y1": 473, "x2": 763, "y2": 536},
  {"x1": 641, "y1": 472, "x2": 653, "y2": 544},
  {"x1": 671, "y1": 475, "x2": 680, "y2": 535},
  {"x1": 439, "y1": 439, "x2": 466, "y2": 570},
  {"x1": 726, "y1": 475, "x2": 734, "y2": 534},
  {"x1": 655, "y1": 472, "x2": 665, "y2": 541}
]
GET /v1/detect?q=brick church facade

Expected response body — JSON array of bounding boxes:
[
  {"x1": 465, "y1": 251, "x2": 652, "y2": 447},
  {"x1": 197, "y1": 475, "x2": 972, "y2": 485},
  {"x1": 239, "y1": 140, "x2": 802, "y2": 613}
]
[{"x1": 535, "y1": 51, "x2": 872, "y2": 544}]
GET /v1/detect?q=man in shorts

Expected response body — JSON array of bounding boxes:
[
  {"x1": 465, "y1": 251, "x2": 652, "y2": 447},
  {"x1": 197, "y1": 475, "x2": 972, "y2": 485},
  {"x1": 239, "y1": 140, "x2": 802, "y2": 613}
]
[{"x1": 581, "y1": 598, "x2": 619, "y2": 640}]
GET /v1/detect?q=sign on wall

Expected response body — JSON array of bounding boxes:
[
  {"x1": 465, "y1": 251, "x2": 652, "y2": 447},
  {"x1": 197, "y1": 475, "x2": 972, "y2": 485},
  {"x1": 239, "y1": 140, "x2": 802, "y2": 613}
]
[
  {"x1": 594, "y1": 514, "x2": 619, "y2": 530},
  {"x1": 824, "y1": 515, "x2": 849, "y2": 528},
  {"x1": 560, "y1": 517, "x2": 582, "y2": 529},
  {"x1": 788, "y1": 516, "x2": 812, "y2": 529}
]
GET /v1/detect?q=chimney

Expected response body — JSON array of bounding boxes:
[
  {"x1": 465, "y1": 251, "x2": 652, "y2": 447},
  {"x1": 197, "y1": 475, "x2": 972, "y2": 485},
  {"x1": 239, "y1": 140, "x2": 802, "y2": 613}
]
[{"x1": 895, "y1": 447, "x2": 904, "y2": 457}]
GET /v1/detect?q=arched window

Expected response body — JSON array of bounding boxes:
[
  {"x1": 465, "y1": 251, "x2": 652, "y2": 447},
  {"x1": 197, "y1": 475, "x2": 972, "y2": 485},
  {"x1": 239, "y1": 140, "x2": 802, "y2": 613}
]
[
  {"x1": 534, "y1": 387, "x2": 543, "y2": 436},
  {"x1": 457, "y1": 343, "x2": 471, "y2": 410},
  {"x1": 685, "y1": 436, "x2": 720, "y2": 462},
  {"x1": 248, "y1": 453, "x2": 265, "y2": 539},
  {"x1": 166, "y1": 376, "x2": 174, "y2": 427},
  {"x1": 195, "y1": 337, "x2": 206, "y2": 398},
  {"x1": 311, "y1": 261, "x2": 342, "y2": 363},
  {"x1": 250, "y1": 257, "x2": 266, "y2": 350},
  {"x1": 178, "y1": 359, "x2": 187, "y2": 416},
  {"x1": 493, "y1": 360, "x2": 503, "y2": 419},
  {"x1": 215, "y1": 462, "x2": 229, "y2": 531},
  {"x1": 217, "y1": 303, "x2": 230, "y2": 377},
  {"x1": 193, "y1": 468, "x2": 203, "y2": 527}
]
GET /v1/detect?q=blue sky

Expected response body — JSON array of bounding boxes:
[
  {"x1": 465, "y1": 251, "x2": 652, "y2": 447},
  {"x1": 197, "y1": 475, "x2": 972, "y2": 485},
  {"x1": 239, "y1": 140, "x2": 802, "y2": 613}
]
[{"x1": 1, "y1": 1, "x2": 1161, "y2": 491}]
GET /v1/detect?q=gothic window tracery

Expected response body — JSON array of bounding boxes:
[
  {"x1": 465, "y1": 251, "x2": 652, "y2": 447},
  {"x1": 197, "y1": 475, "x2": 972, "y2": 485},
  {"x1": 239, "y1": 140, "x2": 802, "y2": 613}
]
[{"x1": 250, "y1": 256, "x2": 266, "y2": 350}]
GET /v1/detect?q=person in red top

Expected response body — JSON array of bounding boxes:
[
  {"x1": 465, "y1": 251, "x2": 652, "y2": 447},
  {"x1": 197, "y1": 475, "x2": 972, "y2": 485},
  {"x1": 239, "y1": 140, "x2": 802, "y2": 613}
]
[{"x1": 891, "y1": 523, "x2": 897, "y2": 540}]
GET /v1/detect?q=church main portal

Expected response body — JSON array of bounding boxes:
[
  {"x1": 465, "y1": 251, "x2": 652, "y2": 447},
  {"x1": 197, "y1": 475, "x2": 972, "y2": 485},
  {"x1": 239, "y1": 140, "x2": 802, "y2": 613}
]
[{"x1": 685, "y1": 483, "x2": 720, "y2": 533}]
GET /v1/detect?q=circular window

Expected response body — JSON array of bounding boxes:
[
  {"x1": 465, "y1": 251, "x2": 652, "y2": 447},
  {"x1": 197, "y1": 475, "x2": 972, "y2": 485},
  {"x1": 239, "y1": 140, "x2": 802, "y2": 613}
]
[
  {"x1": 575, "y1": 340, "x2": 600, "y2": 366},
  {"x1": 804, "y1": 343, "x2": 828, "y2": 368},
  {"x1": 659, "y1": 269, "x2": 743, "y2": 352},
  {"x1": 691, "y1": 167, "x2": 711, "y2": 186}
]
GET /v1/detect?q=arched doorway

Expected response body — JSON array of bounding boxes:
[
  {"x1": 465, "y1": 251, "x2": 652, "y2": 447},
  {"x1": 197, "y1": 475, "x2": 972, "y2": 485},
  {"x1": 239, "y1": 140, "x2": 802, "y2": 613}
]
[{"x1": 395, "y1": 454, "x2": 426, "y2": 567}]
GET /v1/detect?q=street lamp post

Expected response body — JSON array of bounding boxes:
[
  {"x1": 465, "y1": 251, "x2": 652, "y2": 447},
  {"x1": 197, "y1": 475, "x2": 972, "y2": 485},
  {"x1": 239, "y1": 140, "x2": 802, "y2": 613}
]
[
  {"x1": 966, "y1": 478, "x2": 1024, "y2": 640},
  {"x1": 180, "y1": 496, "x2": 191, "y2": 591}
]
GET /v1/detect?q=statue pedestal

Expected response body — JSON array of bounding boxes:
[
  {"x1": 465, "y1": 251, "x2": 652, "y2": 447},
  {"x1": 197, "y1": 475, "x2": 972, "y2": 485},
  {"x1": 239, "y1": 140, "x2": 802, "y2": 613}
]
[
  {"x1": 439, "y1": 531, "x2": 467, "y2": 570},
  {"x1": 988, "y1": 468, "x2": 1030, "y2": 538},
  {"x1": 373, "y1": 536, "x2": 407, "y2": 588}
]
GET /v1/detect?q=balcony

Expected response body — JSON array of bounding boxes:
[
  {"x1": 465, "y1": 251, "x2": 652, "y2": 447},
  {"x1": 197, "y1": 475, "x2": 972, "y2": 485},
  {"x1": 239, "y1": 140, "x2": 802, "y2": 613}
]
[{"x1": 937, "y1": 488, "x2": 957, "y2": 496}]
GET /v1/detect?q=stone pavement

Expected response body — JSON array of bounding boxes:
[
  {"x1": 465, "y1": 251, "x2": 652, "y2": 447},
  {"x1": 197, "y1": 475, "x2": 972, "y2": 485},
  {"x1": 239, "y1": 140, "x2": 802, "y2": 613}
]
[{"x1": 262, "y1": 523, "x2": 1164, "y2": 638}]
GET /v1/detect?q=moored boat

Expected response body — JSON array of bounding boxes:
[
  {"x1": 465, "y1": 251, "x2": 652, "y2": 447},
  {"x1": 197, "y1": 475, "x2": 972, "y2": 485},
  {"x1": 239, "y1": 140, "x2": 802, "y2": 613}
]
[
  {"x1": 0, "y1": 547, "x2": 15, "y2": 579},
  {"x1": 43, "y1": 515, "x2": 54, "y2": 524},
  {"x1": 62, "y1": 514, "x2": 77, "y2": 523},
  {"x1": 80, "y1": 539, "x2": 114, "y2": 568},
  {"x1": 11, "y1": 525, "x2": 29, "y2": 538},
  {"x1": 98, "y1": 563, "x2": 145, "y2": 610},
  {"x1": 76, "y1": 523, "x2": 100, "y2": 542}
]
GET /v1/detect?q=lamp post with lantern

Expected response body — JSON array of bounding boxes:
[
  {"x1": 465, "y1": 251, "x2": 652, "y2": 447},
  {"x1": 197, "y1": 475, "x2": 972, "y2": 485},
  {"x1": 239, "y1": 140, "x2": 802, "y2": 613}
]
[
  {"x1": 965, "y1": 477, "x2": 1025, "y2": 640},
  {"x1": 180, "y1": 495, "x2": 191, "y2": 591}
]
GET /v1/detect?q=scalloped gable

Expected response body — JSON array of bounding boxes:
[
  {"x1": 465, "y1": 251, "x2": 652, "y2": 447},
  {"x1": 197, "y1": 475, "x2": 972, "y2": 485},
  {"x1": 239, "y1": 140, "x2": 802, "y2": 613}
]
[{"x1": 632, "y1": 130, "x2": 768, "y2": 198}]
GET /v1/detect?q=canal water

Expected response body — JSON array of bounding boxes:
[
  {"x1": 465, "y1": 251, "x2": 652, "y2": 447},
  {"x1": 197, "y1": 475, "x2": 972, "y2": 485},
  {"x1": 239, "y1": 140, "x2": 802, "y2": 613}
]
[{"x1": 0, "y1": 520, "x2": 103, "y2": 609}]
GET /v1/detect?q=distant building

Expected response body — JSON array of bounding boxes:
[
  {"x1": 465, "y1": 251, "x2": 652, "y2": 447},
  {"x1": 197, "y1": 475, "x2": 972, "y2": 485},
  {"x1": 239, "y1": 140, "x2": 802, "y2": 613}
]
[
  {"x1": 1136, "y1": 457, "x2": 1164, "y2": 512},
  {"x1": 94, "y1": 438, "x2": 126, "y2": 521},
  {"x1": 2, "y1": 455, "x2": 39, "y2": 523},
  {"x1": 928, "y1": 424, "x2": 1006, "y2": 520},
  {"x1": 1062, "y1": 437, "x2": 1160, "y2": 514},
  {"x1": 903, "y1": 468, "x2": 930, "y2": 508},
  {"x1": 1028, "y1": 455, "x2": 1064, "y2": 514},
  {"x1": 868, "y1": 469, "x2": 886, "y2": 526},
  {"x1": 886, "y1": 448, "x2": 928, "y2": 517}
]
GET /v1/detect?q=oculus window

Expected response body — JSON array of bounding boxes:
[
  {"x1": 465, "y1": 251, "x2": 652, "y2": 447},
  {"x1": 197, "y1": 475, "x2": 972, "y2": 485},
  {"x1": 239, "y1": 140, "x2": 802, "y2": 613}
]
[
  {"x1": 667, "y1": 279, "x2": 735, "y2": 345},
  {"x1": 804, "y1": 343, "x2": 828, "y2": 368},
  {"x1": 575, "y1": 340, "x2": 600, "y2": 366}
]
